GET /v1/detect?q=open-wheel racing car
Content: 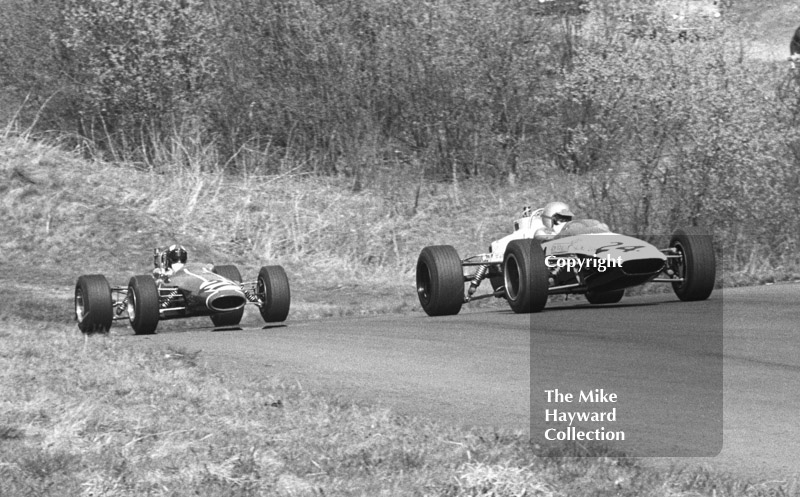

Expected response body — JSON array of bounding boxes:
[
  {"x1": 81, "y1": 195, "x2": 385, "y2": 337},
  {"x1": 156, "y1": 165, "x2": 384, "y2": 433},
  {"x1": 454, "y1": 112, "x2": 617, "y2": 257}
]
[
  {"x1": 416, "y1": 208, "x2": 716, "y2": 316},
  {"x1": 75, "y1": 250, "x2": 291, "y2": 334}
]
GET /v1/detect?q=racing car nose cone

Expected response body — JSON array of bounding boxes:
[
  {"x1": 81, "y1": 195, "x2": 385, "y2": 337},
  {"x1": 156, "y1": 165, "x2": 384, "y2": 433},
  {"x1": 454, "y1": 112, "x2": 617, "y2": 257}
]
[{"x1": 208, "y1": 294, "x2": 246, "y2": 311}]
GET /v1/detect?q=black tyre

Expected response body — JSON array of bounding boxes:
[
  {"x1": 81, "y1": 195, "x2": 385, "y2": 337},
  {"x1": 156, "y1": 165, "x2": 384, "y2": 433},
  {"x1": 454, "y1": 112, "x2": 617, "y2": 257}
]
[
  {"x1": 490, "y1": 275, "x2": 504, "y2": 295},
  {"x1": 670, "y1": 227, "x2": 716, "y2": 301},
  {"x1": 211, "y1": 265, "x2": 245, "y2": 327},
  {"x1": 585, "y1": 289, "x2": 624, "y2": 304},
  {"x1": 75, "y1": 274, "x2": 113, "y2": 334},
  {"x1": 503, "y1": 240, "x2": 549, "y2": 314},
  {"x1": 127, "y1": 275, "x2": 160, "y2": 335},
  {"x1": 416, "y1": 245, "x2": 464, "y2": 316},
  {"x1": 257, "y1": 265, "x2": 291, "y2": 323}
]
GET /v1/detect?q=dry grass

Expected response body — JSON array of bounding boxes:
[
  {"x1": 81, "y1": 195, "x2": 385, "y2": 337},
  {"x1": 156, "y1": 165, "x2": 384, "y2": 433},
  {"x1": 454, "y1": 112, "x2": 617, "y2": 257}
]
[
  {"x1": 0, "y1": 318, "x2": 468, "y2": 495},
  {"x1": 0, "y1": 134, "x2": 589, "y2": 323}
]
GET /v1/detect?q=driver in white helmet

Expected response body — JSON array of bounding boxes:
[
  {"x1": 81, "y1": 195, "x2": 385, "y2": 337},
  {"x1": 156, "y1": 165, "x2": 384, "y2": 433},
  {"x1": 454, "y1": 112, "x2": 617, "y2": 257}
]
[
  {"x1": 152, "y1": 244, "x2": 188, "y2": 283},
  {"x1": 533, "y1": 201, "x2": 574, "y2": 241}
]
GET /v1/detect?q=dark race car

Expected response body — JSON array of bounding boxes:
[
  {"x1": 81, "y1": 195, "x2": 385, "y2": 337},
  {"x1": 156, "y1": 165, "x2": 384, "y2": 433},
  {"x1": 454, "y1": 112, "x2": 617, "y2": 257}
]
[{"x1": 75, "y1": 254, "x2": 290, "y2": 334}]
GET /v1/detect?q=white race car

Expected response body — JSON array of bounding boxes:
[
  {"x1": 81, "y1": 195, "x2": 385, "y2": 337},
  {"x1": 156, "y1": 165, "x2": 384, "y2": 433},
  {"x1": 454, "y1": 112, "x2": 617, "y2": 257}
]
[{"x1": 415, "y1": 208, "x2": 716, "y2": 316}]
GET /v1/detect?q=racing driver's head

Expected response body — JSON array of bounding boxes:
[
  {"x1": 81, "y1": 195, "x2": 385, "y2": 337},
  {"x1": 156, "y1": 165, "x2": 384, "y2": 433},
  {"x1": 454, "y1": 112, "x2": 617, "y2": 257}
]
[
  {"x1": 167, "y1": 244, "x2": 188, "y2": 268},
  {"x1": 542, "y1": 202, "x2": 574, "y2": 230}
]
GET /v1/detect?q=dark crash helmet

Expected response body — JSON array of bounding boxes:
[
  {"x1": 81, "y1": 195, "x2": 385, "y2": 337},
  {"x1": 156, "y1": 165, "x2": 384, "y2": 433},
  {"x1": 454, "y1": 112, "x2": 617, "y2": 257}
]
[{"x1": 166, "y1": 244, "x2": 188, "y2": 265}]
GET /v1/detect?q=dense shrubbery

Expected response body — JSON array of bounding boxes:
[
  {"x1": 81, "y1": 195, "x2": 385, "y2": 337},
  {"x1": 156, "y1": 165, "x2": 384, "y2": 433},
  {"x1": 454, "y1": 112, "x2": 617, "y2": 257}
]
[
  {"x1": 0, "y1": 0, "x2": 573, "y2": 174},
  {"x1": 59, "y1": 0, "x2": 219, "y2": 157},
  {"x1": 0, "y1": 0, "x2": 218, "y2": 149},
  {"x1": 1, "y1": 0, "x2": 799, "y2": 274}
]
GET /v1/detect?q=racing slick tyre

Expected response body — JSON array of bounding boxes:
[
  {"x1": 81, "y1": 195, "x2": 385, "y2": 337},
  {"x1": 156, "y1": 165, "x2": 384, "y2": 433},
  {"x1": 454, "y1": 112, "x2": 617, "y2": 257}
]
[
  {"x1": 669, "y1": 227, "x2": 716, "y2": 301},
  {"x1": 257, "y1": 265, "x2": 291, "y2": 323},
  {"x1": 585, "y1": 289, "x2": 624, "y2": 304},
  {"x1": 416, "y1": 245, "x2": 464, "y2": 316},
  {"x1": 127, "y1": 275, "x2": 160, "y2": 335},
  {"x1": 503, "y1": 240, "x2": 549, "y2": 314},
  {"x1": 489, "y1": 275, "x2": 505, "y2": 296},
  {"x1": 211, "y1": 265, "x2": 245, "y2": 327},
  {"x1": 75, "y1": 274, "x2": 113, "y2": 333}
]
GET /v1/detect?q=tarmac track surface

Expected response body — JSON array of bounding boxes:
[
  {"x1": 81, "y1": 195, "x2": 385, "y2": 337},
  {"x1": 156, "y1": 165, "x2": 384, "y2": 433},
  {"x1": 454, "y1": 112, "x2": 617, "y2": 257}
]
[{"x1": 130, "y1": 284, "x2": 800, "y2": 479}]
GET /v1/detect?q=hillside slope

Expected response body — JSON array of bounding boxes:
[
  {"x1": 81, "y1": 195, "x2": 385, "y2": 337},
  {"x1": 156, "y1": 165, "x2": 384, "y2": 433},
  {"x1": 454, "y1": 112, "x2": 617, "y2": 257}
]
[{"x1": 1, "y1": 136, "x2": 566, "y2": 324}]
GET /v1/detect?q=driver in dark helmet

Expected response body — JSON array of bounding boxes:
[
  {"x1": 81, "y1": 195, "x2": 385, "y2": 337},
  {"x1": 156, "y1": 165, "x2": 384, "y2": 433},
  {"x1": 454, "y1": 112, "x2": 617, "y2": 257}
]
[{"x1": 152, "y1": 244, "x2": 188, "y2": 282}]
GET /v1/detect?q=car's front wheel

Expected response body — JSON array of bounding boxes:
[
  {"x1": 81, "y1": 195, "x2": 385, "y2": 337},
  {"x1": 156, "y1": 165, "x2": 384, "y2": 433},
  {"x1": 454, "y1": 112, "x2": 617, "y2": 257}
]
[
  {"x1": 127, "y1": 275, "x2": 160, "y2": 335},
  {"x1": 416, "y1": 245, "x2": 464, "y2": 316},
  {"x1": 503, "y1": 240, "x2": 549, "y2": 314},
  {"x1": 670, "y1": 227, "x2": 716, "y2": 301}
]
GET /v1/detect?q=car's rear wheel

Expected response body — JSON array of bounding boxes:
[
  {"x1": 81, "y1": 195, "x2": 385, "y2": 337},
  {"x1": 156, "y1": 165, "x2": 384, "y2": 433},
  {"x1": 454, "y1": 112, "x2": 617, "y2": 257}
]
[
  {"x1": 416, "y1": 245, "x2": 464, "y2": 316},
  {"x1": 503, "y1": 240, "x2": 549, "y2": 314},
  {"x1": 211, "y1": 265, "x2": 245, "y2": 327},
  {"x1": 670, "y1": 227, "x2": 716, "y2": 301},
  {"x1": 585, "y1": 289, "x2": 624, "y2": 304},
  {"x1": 127, "y1": 275, "x2": 160, "y2": 335},
  {"x1": 257, "y1": 265, "x2": 291, "y2": 323},
  {"x1": 75, "y1": 274, "x2": 113, "y2": 334}
]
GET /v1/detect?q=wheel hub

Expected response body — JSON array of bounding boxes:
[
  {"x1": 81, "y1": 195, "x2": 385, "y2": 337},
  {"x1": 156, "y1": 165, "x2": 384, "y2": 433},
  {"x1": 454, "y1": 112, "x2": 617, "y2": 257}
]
[
  {"x1": 504, "y1": 254, "x2": 521, "y2": 300},
  {"x1": 127, "y1": 293, "x2": 136, "y2": 321},
  {"x1": 75, "y1": 290, "x2": 85, "y2": 322}
]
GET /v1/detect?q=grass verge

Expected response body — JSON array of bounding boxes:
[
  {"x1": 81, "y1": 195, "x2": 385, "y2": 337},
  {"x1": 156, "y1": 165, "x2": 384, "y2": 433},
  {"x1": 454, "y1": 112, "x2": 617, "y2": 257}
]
[{"x1": 2, "y1": 317, "x2": 799, "y2": 496}]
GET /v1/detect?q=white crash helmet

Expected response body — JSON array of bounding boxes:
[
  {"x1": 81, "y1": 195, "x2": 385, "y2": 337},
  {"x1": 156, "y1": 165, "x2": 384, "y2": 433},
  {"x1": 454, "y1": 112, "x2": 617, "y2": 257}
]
[{"x1": 541, "y1": 202, "x2": 574, "y2": 229}]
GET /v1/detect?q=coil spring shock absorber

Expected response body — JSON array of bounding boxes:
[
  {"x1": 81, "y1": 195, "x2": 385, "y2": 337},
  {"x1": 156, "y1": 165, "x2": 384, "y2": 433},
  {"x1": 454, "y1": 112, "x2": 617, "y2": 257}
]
[
  {"x1": 160, "y1": 288, "x2": 179, "y2": 308},
  {"x1": 466, "y1": 264, "x2": 489, "y2": 302},
  {"x1": 243, "y1": 288, "x2": 259, "y2": 303},
  {"x1": 116, "y1": 296, "x2": 129, "y2": 316}
]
